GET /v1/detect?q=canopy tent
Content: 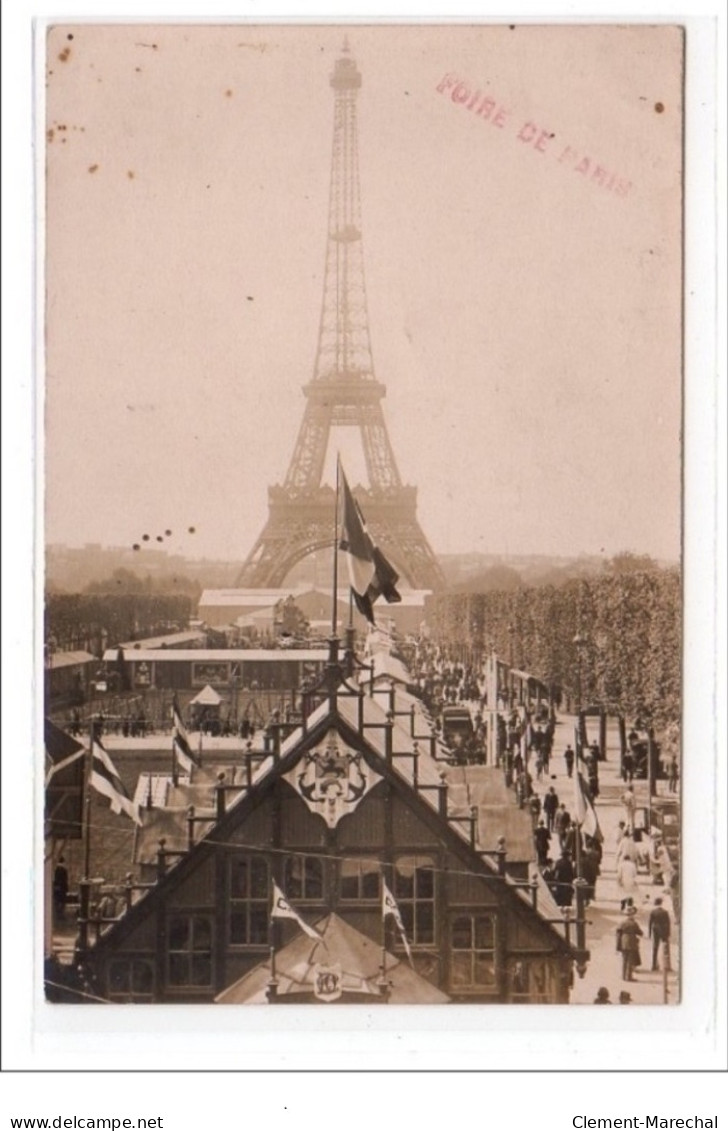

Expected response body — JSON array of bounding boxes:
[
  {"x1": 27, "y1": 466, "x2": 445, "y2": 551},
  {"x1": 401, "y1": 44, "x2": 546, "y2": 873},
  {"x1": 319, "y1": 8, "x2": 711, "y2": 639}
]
[
  {"x1": 189, "y1": 684, "x2": 222, "y2": 707},
  {"x1": 215, "y1": 912, "x2": 450, "y2": 1005}
]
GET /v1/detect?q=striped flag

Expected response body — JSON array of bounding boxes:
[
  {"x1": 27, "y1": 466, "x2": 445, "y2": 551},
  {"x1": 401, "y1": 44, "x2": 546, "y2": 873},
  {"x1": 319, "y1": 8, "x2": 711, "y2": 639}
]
[
  {"x1": 271, "y1": 880, "x2": 322, "y2": 940},
  {"x1": 338, "y1": 461, "x2": 401, "y2": 625},
  {"x1": 90, "y1": 739, "x2": 141, "y2": 825},
  {"x1": 573, "y1": 769, "x2": 602, "y2": 842},
  {"x1": 382, "y1": 879, "x2": 413, "y2": 963},
  {"x1": 172, "y1": 694, "x2": 197, "y2": 772}
]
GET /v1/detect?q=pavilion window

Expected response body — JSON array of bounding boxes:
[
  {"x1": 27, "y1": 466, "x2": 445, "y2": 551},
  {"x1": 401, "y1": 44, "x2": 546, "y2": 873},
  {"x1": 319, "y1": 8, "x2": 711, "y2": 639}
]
[
  {"x1": 229, "y1": 855, "x2": 270, "y2": 945},
  {"x1": 450, "y1": 914, "x2": 497, "y2": 990},
  {"x1": 507, "y1": 958, "x2": 555, "y2": 1003},
  {"x1": 284, "y1": 854, "x2": 324, "y2": 902},
  {"x1": 393, "y1": 855, "x2": 436, "y2": 946},
  {"x1": 108, "y1": 958, "x2": 154, "y2": 1002},
  {"x1": 339, "y1": 857, "x2": 380, "y2": 902},
  {"x1": 167, "y1": 914, "x2": 213, "y2": 987}
]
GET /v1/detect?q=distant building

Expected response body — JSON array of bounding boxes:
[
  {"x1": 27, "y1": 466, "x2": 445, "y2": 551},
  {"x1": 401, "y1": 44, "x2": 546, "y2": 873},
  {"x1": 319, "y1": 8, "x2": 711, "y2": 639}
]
[{"x1": 198, "y1": 586, "x2": 430, "y2": 636}]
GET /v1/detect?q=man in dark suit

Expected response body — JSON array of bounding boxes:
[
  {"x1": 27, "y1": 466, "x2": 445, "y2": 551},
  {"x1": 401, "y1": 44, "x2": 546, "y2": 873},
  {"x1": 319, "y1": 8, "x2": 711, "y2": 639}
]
[{"x1": 648, "y1": 897, "x2": 672, "y2": 971}]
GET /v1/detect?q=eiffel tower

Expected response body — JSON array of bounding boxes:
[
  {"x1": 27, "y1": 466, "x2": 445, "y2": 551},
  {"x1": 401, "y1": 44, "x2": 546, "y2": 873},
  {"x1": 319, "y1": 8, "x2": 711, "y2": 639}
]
[{"x1": 237, "y1": 43, "x2": 444, "y2": 590}]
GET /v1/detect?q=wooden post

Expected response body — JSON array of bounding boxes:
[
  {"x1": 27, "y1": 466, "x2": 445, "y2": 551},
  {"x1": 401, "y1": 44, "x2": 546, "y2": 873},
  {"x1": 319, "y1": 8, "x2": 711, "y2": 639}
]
[
  {"x1": 216, "y1": 773, "x2": 226, "y2": 821},
  {"x1": 618, "y1": 715, "x2": 627, "y2": 780},
  {"x1": 599, "y1": 709, "x2": 607, "y2": 762}
]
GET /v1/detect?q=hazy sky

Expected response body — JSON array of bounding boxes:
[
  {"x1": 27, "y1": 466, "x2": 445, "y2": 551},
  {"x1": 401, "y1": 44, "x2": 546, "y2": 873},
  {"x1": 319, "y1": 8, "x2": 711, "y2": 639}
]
[{"x1": 44, "y1": 23, "x2": 683, "y2": 566}]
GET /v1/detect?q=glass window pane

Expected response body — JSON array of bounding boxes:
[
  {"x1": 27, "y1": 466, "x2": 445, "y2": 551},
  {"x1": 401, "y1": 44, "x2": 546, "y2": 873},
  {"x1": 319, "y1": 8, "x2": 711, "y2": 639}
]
[
  {"x1": 306, "y1": 858, "x2": 323, "y2": 899},
  {"x1": 361, "y1": 870, "x2": 380, "y2": 900},
  {"x1": 451, "y1": 917, "x2": 473, "y2": 950},
  {"x1": 193, "y1": 917, "x2": 212, "y2": 950},
  {"x1": 416, "y1": 865, "x2": 434, "y2": 899},
  {"x1": 133, "y1": 961, "x2": 154, "y2": 995},
  {"x1": 451, "y1": 952, "x2": 472, "y2": 987},
  {"x1": 474, "y1": 916, "x2": 494, "y2": 949},
  {"x1": 286, "y1": 857, "x2": 304, "y2": 900},
  {"x1": 168, "y1": 954, "x2": 189, "y2": 985},
  {"x1": 394, "y1": 860, "x2": 414, "y2": 899},
  {"x1": 474, "y1": 954, "x2": 496, "y2": 986},
  {"x1": 416, "y1": 903, "x2": 434, "y2": 944},
  {"x1": 168, "y1": 917, "x2": 189, "y2": 951},
  {"x1": 230, "y1": 859, "x2": 248, "y2": 899},
  {"x1": 249, "y1": 904, "x2": 269, "y2": 944},
  {"x1": 229, "y1": 911, "x2": 247, "y2": 944},
  {"x1": 191, "y1": 955, "x2": 211, "y2": 986},
  {"x1": 340, "y1": 873, "x2": 359, "y2": 900},
  {"x1": 250, "y1": 857, "x2": 268, "y2": 898}
]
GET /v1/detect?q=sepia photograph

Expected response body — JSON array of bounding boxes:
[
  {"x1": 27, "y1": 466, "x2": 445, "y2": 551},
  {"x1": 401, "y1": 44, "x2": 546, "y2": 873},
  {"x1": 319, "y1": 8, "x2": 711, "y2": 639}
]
[{"x1": 41, "y1": 21, "x2": 687, "y2": 1012}]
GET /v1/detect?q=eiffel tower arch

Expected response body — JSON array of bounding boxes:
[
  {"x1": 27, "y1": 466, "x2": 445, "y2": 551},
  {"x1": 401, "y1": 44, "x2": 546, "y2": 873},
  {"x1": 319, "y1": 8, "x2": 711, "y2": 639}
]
[{"x1": 238, "y1": 44, "x2": 444, "y2": 591}]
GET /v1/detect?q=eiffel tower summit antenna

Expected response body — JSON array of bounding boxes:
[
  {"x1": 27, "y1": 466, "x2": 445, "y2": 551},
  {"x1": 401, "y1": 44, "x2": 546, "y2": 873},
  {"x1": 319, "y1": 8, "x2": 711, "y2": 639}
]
[{"x1": 237, "y1": 43, "x2": 444, "y2": 591}]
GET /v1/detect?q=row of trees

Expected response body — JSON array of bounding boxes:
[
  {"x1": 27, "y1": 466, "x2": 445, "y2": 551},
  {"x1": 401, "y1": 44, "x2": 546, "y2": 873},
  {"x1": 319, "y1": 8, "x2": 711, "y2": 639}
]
[
  {"x1": 46, "y1": 592, "x2": 195, "y2": 657},
  {"x1": 427, "y1": 568, "x2": 681, "y2": 729}
]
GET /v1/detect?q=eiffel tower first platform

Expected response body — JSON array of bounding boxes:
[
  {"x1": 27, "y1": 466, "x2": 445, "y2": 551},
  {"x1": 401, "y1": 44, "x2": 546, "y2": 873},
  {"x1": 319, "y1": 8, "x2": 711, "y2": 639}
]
[{"x1": 237, "y1": 44, "x2": 444, "y2": 591}]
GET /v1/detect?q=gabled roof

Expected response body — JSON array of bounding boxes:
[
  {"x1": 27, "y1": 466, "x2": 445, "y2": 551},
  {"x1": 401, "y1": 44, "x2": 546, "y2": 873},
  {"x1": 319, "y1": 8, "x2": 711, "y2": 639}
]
[
  {"x1": 91, "y1": 680, "x2": 573, "y2": 959},
  {"x1": 216, "y1": 912, "x2": 450, "y2": 1004}
]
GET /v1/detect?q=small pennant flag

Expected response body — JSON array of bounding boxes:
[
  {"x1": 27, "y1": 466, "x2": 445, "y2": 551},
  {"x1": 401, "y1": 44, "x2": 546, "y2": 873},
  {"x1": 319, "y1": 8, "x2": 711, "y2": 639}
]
[
  {"x1": 382, "y1": 879, "x2": 413, "y2": 963},
  {"x1": 172, "y1": 694, "x2": 197, "y2": 772},
  {"x1": 90, "y1": 739, "x2": 141, "y2": 825},
  {"x1": 271, "y1": 881, "x2": 322, "y2": 941}
]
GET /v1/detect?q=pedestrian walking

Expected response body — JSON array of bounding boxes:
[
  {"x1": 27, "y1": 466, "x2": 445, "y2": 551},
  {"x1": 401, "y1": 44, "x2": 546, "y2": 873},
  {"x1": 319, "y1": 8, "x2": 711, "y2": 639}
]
[
  {"x1": 564, "y1": 744, "x2": 575, "y2": 778},
  {"x1": 594, "y1": 987, "x2": 611, "y2": 1004},
  {"x1": 551, "y1": 850, "x2": 575, "y2": 908},
  {"x1": 648, "y1": 897, "x2": 672, "y2": 972},
  {"x1": 621, "y1": 786, "x2": 636, "y2": 831},
  {"x1": 534, "y1": 819, "x2": 551, "y2": 866},
  {"x1": 543, "y1": 786, "x2": 559, "y2": 833},
  {"x1": 554, "y1": 804, "x2": 572, "y2": 848},
  {"x1": 616, "y1": 906, "x2": 643, "y2": 982}
]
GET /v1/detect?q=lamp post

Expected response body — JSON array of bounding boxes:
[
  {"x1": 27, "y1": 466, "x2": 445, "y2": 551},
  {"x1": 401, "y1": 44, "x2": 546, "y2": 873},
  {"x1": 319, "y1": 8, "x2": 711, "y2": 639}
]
[{"x1": 572, "y1": 632, "x2": 586, "y2": 714}]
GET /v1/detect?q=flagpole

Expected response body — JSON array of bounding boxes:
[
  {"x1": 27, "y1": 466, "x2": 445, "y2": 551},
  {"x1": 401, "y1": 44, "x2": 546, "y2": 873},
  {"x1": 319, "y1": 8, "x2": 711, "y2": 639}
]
[
  {"x1": 79, "y1": 721, "x2": 94, "y2": 952},
  {"x1": 332, "y1": 455, "x2": 340, "y2": 638}
]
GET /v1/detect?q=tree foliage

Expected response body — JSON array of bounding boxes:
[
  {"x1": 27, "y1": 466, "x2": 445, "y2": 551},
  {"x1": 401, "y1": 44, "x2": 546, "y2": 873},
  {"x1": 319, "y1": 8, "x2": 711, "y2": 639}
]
[
  {"x1": 427, "y1": 568, "x2": 681, "y2": 728},
  {"x1": 46, "y1": 592, "x2": 195, "y2": 656}
]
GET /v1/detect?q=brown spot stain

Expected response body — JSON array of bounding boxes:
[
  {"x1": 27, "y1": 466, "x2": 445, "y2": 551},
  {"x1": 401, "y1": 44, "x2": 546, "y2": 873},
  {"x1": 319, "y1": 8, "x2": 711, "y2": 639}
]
[
  {"x1": 225, "y1": 89, "x2": 233, "y2": 97},
  {"x1": 58, "y1": 47, "x2": 71, "y2": 62},
  {"x1": 654, "y1": 102, "x2": 665, "y2": 113},
  {"x1": 88, "y1": 164, "x2": 99, "y2": 173},
  {"x1": 127, "y1": 170, "x2": 135, "y2": 179},
  {"x1": 47, "y1": 128, "x2": 54, "y2": 142}
]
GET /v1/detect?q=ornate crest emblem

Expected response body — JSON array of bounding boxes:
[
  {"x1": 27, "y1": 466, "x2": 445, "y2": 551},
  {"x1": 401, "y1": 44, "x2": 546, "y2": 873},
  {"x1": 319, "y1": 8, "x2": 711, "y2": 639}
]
[
  {"x1": 284, "y1": 729, "x2": 381, "y2": 828},
  {"x1": 313, "y1": 963, "x2": 343, "y2": 1002}
]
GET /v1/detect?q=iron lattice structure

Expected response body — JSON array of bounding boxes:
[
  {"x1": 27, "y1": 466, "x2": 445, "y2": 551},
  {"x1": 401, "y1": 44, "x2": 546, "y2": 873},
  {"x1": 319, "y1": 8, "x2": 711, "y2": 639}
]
[{"x1": 238, "y1": 46, "x2": 444, "y2": 590}]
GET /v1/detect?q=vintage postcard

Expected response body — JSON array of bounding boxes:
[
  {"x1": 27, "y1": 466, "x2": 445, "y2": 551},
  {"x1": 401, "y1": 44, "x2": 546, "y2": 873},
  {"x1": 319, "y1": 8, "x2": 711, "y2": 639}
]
[{"x1": 36, "y1": 19, "x2": 707, "y2": 1049}]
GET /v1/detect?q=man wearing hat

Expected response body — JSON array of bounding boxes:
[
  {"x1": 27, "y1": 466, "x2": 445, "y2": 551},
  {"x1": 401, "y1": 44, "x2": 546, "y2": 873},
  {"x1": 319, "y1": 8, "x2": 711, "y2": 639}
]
[{"x1": 616, "y1": 906, "x2": 644, "y2": 982}]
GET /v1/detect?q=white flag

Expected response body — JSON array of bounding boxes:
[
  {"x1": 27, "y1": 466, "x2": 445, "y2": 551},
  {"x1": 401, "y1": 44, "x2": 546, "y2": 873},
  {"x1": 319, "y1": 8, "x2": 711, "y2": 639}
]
[
  {"x1": 382, "y1": 879, "x2": 413, "y2": 963},
  {"x1": 271, "y1": 881, "x2": 322, "y2": 940}
]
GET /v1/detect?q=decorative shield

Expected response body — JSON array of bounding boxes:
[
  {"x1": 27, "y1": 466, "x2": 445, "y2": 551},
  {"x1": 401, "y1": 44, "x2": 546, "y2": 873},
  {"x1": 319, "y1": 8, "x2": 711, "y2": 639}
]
[
  {"x1": 313, "y1": 963, "x2": 343, "y2": 1002},
  {"x1": 284, "y1": 728, "x2": 381, "y2": 828}
]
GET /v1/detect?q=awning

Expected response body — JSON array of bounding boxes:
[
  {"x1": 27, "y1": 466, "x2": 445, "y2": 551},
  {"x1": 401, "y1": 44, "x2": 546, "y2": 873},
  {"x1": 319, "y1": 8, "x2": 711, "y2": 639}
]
[
  {"x1": 216, "y1": 912, "x2": 450, "y2": 1004},
  {"x1": 189, "y1": 684, "x2": 222, "y2": 706}
]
